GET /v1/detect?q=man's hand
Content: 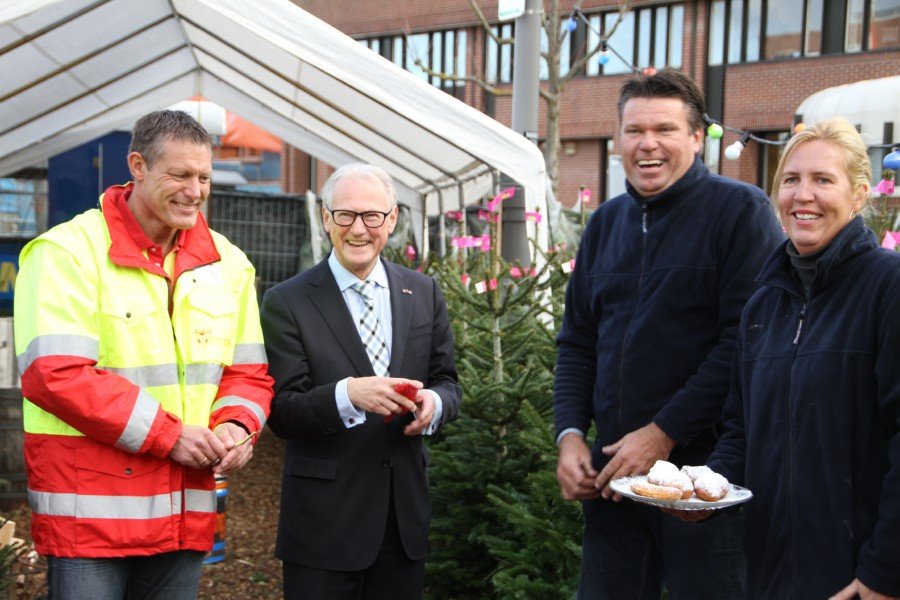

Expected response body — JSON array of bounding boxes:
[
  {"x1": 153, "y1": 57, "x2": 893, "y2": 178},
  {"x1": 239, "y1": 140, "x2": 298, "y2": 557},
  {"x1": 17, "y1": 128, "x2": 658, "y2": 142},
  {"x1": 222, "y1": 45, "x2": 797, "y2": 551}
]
[
  {"x1": 170, "y1": 424, "x2": 228, "y2": 470},
  {"x1": 347, "y1": 377, "x2": 421, "y2": 417},
  {"x1": 830, "y1": 578, "x2": 899, "y2": 600},
  {"x1": 556, "y1": 433, "x2": 602, "y2": 501},
  {"x1": 211, "y1": 422, "x2": 257, "y2": 476},
  {"x1": 403, "y1": 390, "x2": 435, "y2": 436},
  {"x1": 596, "y1": 422, "x2": 676, "y2": 500}
]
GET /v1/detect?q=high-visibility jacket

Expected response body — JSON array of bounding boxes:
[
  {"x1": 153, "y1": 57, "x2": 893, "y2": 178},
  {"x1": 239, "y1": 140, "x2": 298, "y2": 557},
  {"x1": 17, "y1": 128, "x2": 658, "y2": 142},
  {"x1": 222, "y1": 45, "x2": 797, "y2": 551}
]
[{"x1": 15, "y1": 183, "x2": 273, "y2": 558}]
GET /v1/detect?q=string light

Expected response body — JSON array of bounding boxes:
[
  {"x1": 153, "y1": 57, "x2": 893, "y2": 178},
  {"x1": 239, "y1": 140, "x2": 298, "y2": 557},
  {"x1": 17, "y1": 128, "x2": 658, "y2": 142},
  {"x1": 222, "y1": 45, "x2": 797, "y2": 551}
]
[
  {"x1": 569, "y1": 5, "x2": 637, "y2": 72},
  {"x1": 598, "y1": 42, "x2": 611, "y2": 65},
  {"x1": 706, "y1": 123, "x2": 724, "y2": 139},
  {"x1": 724, "y1": 132, "x2": 751, "y2": 160},
  {"x1": 884, "y1": 148, "x2": 900, "y2": 170},
  {"x1": 564, "y1": 15, "x2": 578, "y2": 32}
]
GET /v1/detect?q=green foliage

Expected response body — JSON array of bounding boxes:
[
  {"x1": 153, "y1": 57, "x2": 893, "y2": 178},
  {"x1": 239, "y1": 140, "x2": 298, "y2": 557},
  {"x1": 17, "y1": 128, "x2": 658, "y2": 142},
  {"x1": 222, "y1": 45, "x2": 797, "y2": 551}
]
[
  {"x1": 866, "y1": 194, "x2": 900, "y2": 243},
  {"x1": 420, "y1": 231, "x2": 582, "y2": 599},
  {"x1": 0, "y1": 518, "x2": 25, "y2": 592}
]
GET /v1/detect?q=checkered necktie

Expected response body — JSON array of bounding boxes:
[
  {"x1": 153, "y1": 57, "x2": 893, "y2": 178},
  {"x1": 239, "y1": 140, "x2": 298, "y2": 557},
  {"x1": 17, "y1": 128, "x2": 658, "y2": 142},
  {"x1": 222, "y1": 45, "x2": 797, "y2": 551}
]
[{"x1": 351, "y1": 280, "x2": 390, "y2": 376}]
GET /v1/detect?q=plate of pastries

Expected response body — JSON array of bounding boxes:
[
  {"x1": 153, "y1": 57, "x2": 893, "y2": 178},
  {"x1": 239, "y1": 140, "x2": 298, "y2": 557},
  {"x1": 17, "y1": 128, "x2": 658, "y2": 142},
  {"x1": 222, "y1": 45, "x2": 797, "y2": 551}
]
[{"x1": 610, "y1": 460, "x2": 752, "y2": 511}]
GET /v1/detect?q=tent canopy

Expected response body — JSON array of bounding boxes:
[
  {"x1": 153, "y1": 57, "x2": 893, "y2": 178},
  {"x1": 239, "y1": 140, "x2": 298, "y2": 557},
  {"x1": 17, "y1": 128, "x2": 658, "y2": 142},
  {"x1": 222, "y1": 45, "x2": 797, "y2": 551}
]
[
  {"x1": 0, "y1": 0, "x2": 547, "y2": 249},
  {"x1": 796, "y1": 76, "x2": 900, "y2": 145}
]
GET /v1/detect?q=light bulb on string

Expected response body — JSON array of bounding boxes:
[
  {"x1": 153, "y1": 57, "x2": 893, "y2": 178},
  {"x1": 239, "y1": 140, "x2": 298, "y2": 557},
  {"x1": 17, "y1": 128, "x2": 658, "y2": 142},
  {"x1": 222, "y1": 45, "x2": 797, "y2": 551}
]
[
  {"x1": 598, "y1": 42, "x2": 611, "y2": 66},
  {"x1": 707, "y1": 123, "x2": 724, "y2": 139},
  {"x1": 724, "y1": 132, "x2": 752, "y2": 160},
  {"x1": 564, "y1": 15, "x2": 577, "y2": 32},
  {"x1": 884, "y1": 148, "x2": 900, "y2": 170}
]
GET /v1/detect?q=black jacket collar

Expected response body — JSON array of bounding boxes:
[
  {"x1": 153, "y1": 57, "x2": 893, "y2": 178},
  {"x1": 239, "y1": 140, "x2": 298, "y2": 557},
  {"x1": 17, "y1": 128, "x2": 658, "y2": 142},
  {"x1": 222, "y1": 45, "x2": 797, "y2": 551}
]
[{"x1": 625, "y1": 155, "x2": 708, "y2": 207}]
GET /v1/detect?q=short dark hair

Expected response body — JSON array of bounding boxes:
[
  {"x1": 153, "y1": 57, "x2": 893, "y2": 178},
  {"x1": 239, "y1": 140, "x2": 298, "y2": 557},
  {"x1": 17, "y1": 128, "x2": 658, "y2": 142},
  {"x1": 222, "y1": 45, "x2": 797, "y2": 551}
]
[
  {"x1": 129, "y1": 110, "x2": 212, "y2": 167},
  {"x1": 617, "y1": 69, "x2": 706, "y2": 133}
]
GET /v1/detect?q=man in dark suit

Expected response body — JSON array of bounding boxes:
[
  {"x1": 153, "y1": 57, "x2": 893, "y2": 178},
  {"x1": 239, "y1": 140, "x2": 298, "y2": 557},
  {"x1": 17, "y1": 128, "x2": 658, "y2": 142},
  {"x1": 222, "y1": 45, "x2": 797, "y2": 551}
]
[{"x1": 260, "y1": 163, "x2": 461, "y2": 599}]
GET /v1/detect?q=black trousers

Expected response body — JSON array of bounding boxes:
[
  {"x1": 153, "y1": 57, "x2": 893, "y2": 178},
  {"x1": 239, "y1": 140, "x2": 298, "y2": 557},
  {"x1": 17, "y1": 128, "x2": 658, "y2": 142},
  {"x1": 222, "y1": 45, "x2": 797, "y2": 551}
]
[{"x1": 282, "y1": 486, "x2": 425, "y2": 600}]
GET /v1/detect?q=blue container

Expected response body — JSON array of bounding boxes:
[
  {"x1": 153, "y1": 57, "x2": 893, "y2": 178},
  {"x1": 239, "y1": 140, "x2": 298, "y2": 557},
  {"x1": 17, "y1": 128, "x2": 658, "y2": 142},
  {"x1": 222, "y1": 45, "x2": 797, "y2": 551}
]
[{"x1": 203, "y1": 475, "x2": 229, "y2": 565}]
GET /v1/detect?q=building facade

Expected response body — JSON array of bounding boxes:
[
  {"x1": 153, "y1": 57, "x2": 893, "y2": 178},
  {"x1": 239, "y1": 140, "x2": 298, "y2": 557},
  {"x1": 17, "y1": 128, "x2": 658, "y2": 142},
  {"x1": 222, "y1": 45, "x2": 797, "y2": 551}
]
[{"x1": 284, "y1": 0, "x2": 900, "y2": 207}]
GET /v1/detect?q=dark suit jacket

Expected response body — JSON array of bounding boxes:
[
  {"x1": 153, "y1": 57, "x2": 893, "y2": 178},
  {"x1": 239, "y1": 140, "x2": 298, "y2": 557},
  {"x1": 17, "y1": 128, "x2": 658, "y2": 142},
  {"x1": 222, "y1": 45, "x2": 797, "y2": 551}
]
[{"x1": 260, "y1": 257, "x2": 461, "y2": 571}]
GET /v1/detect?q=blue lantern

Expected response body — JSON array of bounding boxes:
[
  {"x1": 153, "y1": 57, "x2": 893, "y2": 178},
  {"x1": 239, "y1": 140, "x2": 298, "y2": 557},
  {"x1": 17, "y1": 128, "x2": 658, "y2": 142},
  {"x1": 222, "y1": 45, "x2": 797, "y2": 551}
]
[{"x1": 884, "y1": 149, "x2": 900, "y2": 170}]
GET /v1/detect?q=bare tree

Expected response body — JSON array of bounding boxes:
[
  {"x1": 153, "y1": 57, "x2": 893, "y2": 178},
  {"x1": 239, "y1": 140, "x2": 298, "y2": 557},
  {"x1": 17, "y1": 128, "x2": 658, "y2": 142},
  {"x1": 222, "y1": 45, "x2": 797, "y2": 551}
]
[{"x1": 411, "y1": 1, "x2": 631, "y2": 201}]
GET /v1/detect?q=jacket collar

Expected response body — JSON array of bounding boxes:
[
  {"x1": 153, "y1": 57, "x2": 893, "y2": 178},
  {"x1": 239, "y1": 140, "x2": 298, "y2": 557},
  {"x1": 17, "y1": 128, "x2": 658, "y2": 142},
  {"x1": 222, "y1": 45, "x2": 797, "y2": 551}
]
[
  {"x1": 101, "y1": 183, "x2": 221, "y2": 277},
  {"x1": 758, "y1": 216, "x2": 878, "y2": 295},
  {"x1": 625, "y1": 155, "x2": 708, "y2": 206}
]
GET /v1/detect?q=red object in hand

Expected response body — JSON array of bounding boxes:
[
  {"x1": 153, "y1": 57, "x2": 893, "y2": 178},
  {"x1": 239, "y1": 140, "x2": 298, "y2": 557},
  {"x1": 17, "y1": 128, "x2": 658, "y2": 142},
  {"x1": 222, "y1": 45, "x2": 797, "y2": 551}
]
[{"x1": 385, "y1": 383, "x2": 421, "y2": 423}]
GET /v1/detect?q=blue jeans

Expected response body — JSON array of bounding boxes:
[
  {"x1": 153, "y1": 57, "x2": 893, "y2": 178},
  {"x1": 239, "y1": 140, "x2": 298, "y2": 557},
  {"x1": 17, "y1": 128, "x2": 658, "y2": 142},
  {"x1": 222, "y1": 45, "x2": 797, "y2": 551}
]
[
  {"x1": 578, "y1": 498, "x2": 745, "y2": 600},
  {"x1": 46, "y1": 550, "x2": 204, "y2": 600}
]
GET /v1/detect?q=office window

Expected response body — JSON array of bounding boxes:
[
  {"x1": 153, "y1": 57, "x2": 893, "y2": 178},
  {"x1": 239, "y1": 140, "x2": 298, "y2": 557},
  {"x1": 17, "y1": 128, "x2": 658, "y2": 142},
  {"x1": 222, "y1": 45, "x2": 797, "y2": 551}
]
[
  {"x1": 557, "y1": 4, "x2": 683, "y2": 77},
  {"x1": 846, "y1": 0, "x2": 865, "y2": 50},
  {"x1": 654, "y1": 8, "x2": 669, "y2": 68},
  {"x1": 361, "y1": 30, "x2": 468, "y2": 92},
  {"x1": 393, "y1": 37, "x2": 404, "y2": 67},
  {"x1": 406, "y1": 34, "x2": 431, "y2": 83},
  {"x1": 710, "y1": 0, "x2": 825, "y2": 63},
  {"x1": 805, "y1": 0, "x2": 823, "y2": 55},
  {"x1": 638, "y1": 10, "x2": 652, "y2": 68},
  {"x1": 765, "y1": 2, "x2": 803, "y2": 58},
  {"x1": 485, "y1": 24, "x2": 515, "y2": 84},
  {"x1": 604, "y1": 11, "x2": 635, "y2": 74},
  {"x1": 871, "y1": 0, "x2": 900, "y2": 49},
  {"x1": 746, "y1": 0, "x2": 762, "y2": 60},
  {"x1": 709, "y1": 1, "x2": 726, "y2": 65},
  {"x1": 539, "y1": 23, "x2": 571, "y2": 80},
  {"x1": 728, "y1": 0, "x2": 744, "y2": 62},
  {"x1": 669, "y1": 5, "x2": 685, "y2": 66}
]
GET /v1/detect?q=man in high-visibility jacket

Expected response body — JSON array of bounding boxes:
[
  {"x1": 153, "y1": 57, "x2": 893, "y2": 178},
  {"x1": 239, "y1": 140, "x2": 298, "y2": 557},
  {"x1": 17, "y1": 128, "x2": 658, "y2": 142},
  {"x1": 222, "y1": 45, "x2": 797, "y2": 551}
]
[{"x1": 14, "y1": 110, "x2": 273, "y2": 599}]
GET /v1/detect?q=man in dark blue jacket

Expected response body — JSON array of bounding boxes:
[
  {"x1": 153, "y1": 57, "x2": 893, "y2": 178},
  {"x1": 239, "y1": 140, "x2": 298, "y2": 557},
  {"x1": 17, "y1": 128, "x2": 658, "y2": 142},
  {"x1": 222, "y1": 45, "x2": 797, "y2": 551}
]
[{"x1": 553, "y1": 69, "x2": 784, "y2": 598}]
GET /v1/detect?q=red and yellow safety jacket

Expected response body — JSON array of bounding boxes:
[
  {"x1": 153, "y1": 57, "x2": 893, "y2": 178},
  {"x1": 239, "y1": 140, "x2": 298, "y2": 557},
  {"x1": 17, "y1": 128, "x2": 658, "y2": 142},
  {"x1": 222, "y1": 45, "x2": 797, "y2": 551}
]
[{"x1": 15, "y1": 184, "x2": 273, "y2": 557}]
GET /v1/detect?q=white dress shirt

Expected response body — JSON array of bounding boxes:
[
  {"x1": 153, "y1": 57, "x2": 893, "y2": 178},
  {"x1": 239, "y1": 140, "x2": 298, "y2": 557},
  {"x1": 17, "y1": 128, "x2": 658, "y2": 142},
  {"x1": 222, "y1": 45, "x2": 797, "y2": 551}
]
[{"x1": 328, "y1": 251, "x2": 443, "y2": 434}]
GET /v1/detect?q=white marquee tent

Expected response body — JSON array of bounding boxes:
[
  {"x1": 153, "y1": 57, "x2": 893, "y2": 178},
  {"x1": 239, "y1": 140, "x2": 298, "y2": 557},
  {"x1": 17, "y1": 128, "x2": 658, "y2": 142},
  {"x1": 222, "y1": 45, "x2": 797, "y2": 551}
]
[
  {"x1": 0, "y1": 0, "x2": 548, "y2": 252},
  {"x1": 796, "y1": 76, "x2": 900, "y2": 146}
]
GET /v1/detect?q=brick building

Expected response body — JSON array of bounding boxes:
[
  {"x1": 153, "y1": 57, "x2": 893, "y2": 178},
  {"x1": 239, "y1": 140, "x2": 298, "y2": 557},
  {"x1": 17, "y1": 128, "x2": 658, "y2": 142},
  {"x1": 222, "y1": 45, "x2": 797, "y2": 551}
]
[{"x1": 284, "y1": 0, "x2": 900, "y2": 207}]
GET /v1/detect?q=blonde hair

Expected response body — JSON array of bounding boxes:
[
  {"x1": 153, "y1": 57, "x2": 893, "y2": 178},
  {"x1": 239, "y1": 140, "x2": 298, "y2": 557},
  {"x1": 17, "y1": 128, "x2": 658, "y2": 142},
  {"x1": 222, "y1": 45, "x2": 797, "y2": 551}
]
[{"x1": 771, "y1": 117, "x2": 872, "y2": 211}]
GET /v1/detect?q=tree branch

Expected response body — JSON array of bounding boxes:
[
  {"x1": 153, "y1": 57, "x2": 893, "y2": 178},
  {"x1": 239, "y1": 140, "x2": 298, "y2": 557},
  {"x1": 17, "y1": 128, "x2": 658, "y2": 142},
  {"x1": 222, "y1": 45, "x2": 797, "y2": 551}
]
[
  {"x1": 411, "y1": 57, "x2": 512, "y2": 96},
  {"x1": 562, "y1": 1, "x2": 631, "y2": 85},
  {"x1": 468, "y1": 0, "x2": 514, "y2": 46}
]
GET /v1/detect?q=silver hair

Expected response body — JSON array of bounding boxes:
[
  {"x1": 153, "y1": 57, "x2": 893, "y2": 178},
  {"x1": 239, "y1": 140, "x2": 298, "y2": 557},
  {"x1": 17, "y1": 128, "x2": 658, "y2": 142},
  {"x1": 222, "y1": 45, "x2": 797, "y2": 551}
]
[{"x1": 320, "y1": 163, "x2": 397, "y2": 209}]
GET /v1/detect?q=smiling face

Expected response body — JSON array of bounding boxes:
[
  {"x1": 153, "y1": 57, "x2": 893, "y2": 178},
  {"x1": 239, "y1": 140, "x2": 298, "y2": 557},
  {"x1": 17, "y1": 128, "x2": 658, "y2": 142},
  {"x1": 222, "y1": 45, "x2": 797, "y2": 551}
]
[
  {"x1": 775, "y1": 140, "x2": 866, "y2": 256},
  {"x1": 620, "y1": 97, "x2": 703, "y2": 198},
  {"x1": 323, "y1": 175, "x2": 397, "y2": 280},
  {"x1": 127, "y1": 137, "x2": 212, "y2": 248}
]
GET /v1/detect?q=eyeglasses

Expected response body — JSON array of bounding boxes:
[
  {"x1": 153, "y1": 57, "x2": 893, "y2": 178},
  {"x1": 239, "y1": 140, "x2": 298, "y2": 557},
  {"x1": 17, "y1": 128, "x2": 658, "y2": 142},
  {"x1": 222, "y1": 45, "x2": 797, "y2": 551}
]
[{"x1": 326, "y1": 207, "x2": 393, "y2": 228}]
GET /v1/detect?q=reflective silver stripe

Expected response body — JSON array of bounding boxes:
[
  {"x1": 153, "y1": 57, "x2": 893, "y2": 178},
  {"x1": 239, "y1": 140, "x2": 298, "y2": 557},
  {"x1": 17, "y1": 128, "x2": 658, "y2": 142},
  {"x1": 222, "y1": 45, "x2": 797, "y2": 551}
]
[
  {"x1": 28, "y1": 489, "x2": 75, "y2": 517},
  {"x1": 232, "y1": 343, "x2": 267, "y2": 365},
  {"x1": 100, "y1": 363, "x2": 180, "y2": 388},
  {"x1": 28, "y1": 489, "x2": 174, "y2": 519},
  {"x1": 17, "y1": 334, "x2": 99, "y2": 374},
  {"x1": 184, "y1": 488, "x2": 216, "y2": 513},
  {"x1": 184, "y1": 363, "x2": 223, "y2": 386},
  {"x1": 115, "y1": 390, "x2": 159, "y2": 453},
  {"x1": 211, "y1": 395, "x2": 267, "y2": 428}
]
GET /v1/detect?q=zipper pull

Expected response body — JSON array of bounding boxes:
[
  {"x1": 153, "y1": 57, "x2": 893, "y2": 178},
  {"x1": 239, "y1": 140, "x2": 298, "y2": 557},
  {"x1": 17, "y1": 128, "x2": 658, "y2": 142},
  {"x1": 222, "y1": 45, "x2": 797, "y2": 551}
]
[
  {"x1": 642, "y1": 206, "x2": 648, "y2": 233},
  {"x1": 792, "y1": 306, "x2": 806, "y2": 345}
]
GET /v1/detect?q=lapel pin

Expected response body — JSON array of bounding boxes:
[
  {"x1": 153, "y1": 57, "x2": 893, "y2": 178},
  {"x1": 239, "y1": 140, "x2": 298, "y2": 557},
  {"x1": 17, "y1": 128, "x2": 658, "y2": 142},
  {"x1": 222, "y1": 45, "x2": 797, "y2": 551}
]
[{"x1": 402, "y1": 288, "x2": 413, "y2": 295}]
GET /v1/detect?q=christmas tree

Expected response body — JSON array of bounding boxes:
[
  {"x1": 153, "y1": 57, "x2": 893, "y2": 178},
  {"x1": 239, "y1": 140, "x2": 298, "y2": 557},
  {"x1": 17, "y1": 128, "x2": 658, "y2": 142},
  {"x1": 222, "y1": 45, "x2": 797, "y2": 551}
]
[{"x1": 412, "y1": 211, "x2": 584, "y2": 599}]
